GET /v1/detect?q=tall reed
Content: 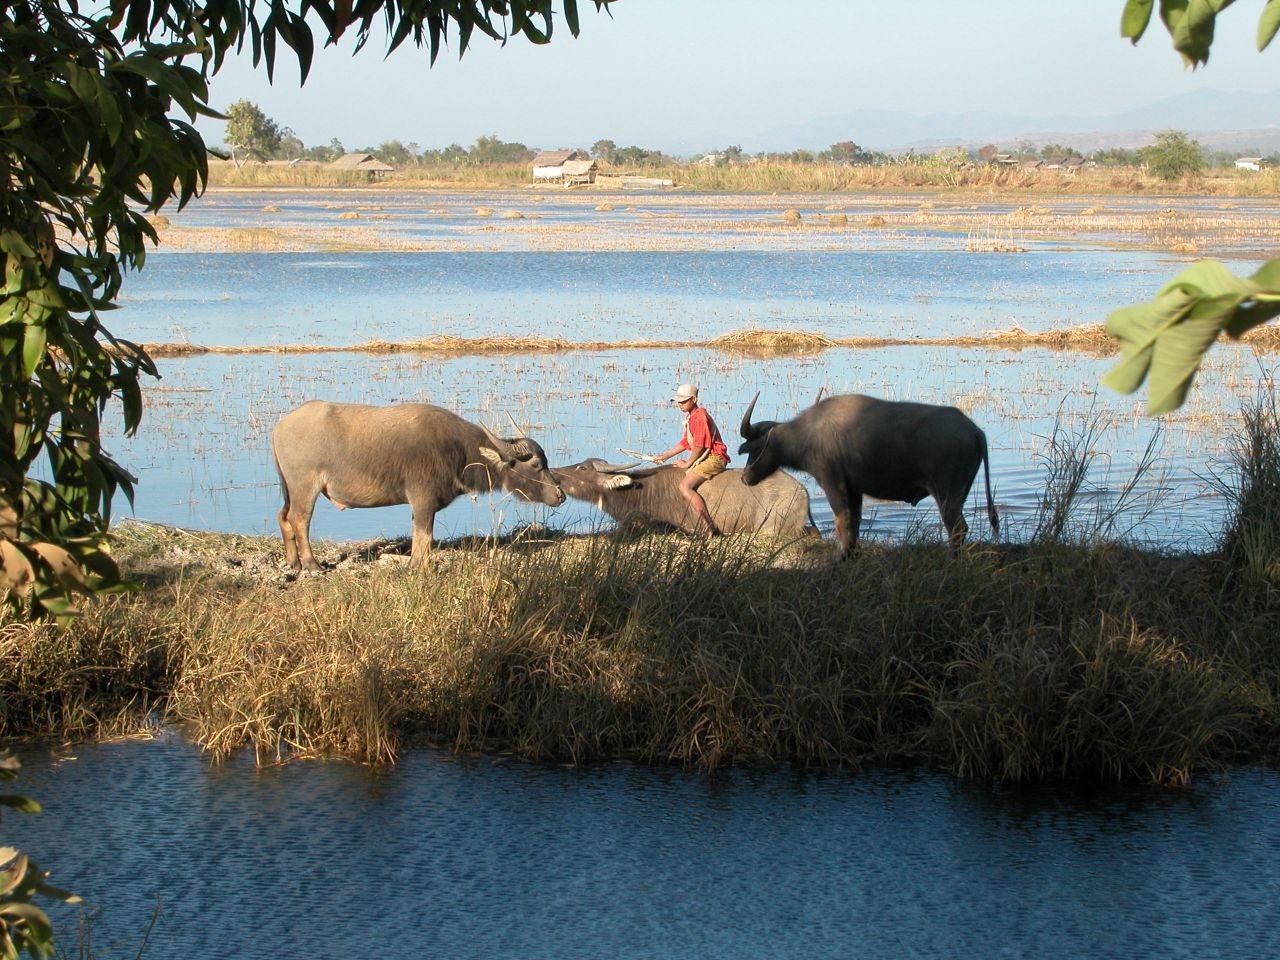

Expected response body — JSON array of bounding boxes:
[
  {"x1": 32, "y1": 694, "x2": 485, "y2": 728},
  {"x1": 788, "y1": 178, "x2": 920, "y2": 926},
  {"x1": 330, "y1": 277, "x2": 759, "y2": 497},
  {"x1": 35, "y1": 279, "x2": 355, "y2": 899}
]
[{"x1": 1217, "y1": 380, "x2": 1280, "y2": 586}]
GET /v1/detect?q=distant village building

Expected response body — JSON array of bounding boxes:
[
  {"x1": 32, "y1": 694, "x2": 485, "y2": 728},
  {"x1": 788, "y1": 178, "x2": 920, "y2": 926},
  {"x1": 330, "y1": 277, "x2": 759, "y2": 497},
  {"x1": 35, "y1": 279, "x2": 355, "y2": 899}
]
[
  {"x1": 330, "y1": 152, "x2": 394, "y2": 177},
  {"x1": 1235, "y1": 157, "x2": 1266, "y2": 172},
  {"x1": 698, "y1": 153, "x2": 727, "y2": 167},
  {"x1": 1038, "y1": 156, "x2": 1084, "y2": 173},
  {"x1": 561, "y1": 158, "x2": 598, "y2": 186},
  {"x1": 532, "y1": 149, "x2": 589, "y2": 182}
]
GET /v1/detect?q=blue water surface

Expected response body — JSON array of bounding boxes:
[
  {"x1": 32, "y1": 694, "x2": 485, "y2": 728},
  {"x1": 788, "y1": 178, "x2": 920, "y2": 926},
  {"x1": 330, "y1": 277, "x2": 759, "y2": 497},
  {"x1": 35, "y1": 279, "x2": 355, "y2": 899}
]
[
  {"x1": 116, "y1": 248, "x2": 1205, "y2": 348},
  {"x1": 10, "y1": 736, "x2": 1279, "y2": 960}
]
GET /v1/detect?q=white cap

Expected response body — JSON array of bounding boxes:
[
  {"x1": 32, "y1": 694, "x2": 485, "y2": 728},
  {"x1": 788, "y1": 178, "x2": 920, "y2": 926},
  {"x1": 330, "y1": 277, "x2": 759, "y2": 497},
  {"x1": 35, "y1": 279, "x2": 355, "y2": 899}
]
[{"x1": 672, "y1": 383, "x2": 698, "y2": 402}]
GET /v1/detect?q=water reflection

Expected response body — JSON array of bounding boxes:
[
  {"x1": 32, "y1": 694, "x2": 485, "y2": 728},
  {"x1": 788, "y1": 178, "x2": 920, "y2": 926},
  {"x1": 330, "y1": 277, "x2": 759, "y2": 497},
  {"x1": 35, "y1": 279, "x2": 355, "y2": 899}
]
[{"x1": 12, "y1": 736, "x2": 1279, "y2": 959}]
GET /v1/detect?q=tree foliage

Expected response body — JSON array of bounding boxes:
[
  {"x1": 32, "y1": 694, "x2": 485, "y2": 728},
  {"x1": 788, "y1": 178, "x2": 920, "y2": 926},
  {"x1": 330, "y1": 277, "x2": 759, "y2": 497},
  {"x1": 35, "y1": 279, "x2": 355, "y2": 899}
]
[
  {"x1": 824, "y1": 141, "x2": 871, "y2": 164},
  {"x1": 591, "y1": 138, "x2": 617, "y2": 163},
  {"x1": 469, "y1": 134, "x2": 534, "y2": 164},
  {"x1": 1110, "y1": 0, "x2": 1280, "y2": 412},
  {"x1": 1140, "y1": 129, "x2": 1206, "y2": 180},
  {"x1": 225, "y1": 98, "x2": 285, "y2": 166},
  {"x1": 0, "y1": 0, "x2": 609, "y2": 620}
]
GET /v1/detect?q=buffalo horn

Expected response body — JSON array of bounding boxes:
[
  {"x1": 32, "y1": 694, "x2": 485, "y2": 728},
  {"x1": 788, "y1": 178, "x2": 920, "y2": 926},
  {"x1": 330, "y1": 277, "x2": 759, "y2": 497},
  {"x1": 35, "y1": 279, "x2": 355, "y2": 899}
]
[
  {"x1": 740, "y1": 391, "x2": 761, "y2": 440},
  {"x1": 591, "y1": 460, "x2": 645, "y2": 473},
  {"x1": 479, "y1": 423, "x2": 514, "y2": 461},
  {"x1": 505, "y1": 412, "x2": 527, "y2": 438}
]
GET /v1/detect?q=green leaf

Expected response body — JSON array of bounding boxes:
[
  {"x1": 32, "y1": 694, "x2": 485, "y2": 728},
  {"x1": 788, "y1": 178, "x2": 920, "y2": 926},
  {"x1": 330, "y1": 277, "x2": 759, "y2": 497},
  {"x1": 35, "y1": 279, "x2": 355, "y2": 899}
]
[
  {"x1": 0, "y1": 796, "x2": 42, "y2": 814},
  {"x1": 1260, "y1": 0, "x2": 1280, "y2": 49},
  {"x1": 1172, "y1": 0, "x2": 1217, "y2": 64},
  {"x1": 1104, "y1": 258, "x2": 1280, "y2": 412},
  {"x1": 21, "y1": 325, "x2": 46, "y2": 379},
  {"x1": 1122, "y1": 0, "x2": 1155, "y2": 39},
  {"x1": 23, "y1": 284, "x2": 65, "y2": 310},
  {"x1": 0, "y1": 232, "x2": 36, "y2": 258},
  {"x1": 1102, "y1": 287, "x2": 1195, "y2": 394}
]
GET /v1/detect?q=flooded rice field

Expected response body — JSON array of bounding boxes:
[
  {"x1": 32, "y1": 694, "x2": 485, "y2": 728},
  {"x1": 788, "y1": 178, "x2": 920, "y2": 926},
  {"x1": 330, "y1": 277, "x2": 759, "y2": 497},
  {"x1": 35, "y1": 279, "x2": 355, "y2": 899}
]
[{"x1": 107, "y1": 188, "x2": 1280, "y2": 552}]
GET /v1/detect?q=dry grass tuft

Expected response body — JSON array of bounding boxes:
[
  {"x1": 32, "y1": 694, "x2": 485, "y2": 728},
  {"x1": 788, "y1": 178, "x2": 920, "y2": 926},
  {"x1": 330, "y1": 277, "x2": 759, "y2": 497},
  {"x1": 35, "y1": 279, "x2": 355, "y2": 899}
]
[
  {"x1": 967, "y1": 324, "x2": 1115, "y2": 353},
  {"x1": 709, "y1": 329, "x2": 837, "y2": 354},
  {"x1": 388, "y1": 334, "x2": 579, "y2": 354}
]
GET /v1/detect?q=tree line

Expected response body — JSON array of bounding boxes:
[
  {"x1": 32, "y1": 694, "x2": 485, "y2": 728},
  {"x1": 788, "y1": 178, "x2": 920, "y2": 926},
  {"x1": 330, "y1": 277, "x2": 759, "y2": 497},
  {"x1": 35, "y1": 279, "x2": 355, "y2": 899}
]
[{"x1": 225, "y1": 100, "x2": 1266, "y2": 180}]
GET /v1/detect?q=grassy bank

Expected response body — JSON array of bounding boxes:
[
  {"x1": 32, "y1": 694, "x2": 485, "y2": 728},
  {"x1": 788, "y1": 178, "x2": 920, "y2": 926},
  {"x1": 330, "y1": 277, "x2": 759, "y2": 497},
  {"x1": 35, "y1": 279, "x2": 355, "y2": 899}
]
[{"x1": 3, "y1": 398, "x2": 1278, "y2": 785}]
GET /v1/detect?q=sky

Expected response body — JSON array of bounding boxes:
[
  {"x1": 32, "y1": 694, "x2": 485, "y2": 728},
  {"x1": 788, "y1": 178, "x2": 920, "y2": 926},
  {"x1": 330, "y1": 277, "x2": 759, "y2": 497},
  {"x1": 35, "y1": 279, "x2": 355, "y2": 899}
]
[{"x1": 194, "y1": 0, "x2": 1280, "y2": 155}]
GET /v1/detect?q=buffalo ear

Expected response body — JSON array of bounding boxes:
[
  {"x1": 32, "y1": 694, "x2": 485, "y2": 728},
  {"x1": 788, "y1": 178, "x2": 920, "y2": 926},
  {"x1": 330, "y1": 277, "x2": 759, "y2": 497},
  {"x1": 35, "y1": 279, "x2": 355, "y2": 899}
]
[
  {"x1": 478, "y1": 446, "x2": 511, "y2": 468},
  {"x1": 604, "y1": 475, "x2": 634, "y2": 490}
]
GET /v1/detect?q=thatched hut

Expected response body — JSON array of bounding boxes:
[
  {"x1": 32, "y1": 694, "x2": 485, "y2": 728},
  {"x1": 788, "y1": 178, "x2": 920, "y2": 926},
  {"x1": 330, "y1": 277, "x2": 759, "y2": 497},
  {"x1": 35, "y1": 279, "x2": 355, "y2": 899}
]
[{"x1": 330, "y1": 153, "x2": 395, "y2": 177}]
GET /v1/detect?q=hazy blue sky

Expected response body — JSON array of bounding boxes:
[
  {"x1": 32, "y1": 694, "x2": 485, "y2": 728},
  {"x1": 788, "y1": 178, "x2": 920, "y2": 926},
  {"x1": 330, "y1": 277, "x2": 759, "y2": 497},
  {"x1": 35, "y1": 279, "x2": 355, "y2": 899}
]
[{"x1": 196, "y1": 0, "x2": 1279, "y2": 153}]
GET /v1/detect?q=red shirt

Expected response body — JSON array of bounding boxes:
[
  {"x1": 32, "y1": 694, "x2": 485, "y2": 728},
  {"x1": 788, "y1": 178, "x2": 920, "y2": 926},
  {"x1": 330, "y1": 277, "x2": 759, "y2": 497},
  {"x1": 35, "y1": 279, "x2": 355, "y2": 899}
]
[{"x1": 679, "y1": 406, "x2": 730, "y2": 463}]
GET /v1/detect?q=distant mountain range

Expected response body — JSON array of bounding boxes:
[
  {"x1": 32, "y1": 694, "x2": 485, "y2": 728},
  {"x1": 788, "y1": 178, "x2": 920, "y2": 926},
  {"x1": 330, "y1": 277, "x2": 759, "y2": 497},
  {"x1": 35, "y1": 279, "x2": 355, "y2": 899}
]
[{"x1": 673, "y1": 87, "x2": 1280, "y2": 156}]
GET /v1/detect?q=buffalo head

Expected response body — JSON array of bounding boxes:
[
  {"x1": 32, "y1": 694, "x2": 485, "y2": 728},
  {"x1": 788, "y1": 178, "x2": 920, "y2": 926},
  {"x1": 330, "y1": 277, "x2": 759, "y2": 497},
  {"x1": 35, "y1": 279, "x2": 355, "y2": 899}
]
[
  {"x1": 551, "y1": 458, "x2": 647, "y2": 500},
  {"x1": 478, "y1": 424, "x2": 565, "y2": 507},
  {"x1": 737, "y1": 392, "x2": 781, "y2": 487}
]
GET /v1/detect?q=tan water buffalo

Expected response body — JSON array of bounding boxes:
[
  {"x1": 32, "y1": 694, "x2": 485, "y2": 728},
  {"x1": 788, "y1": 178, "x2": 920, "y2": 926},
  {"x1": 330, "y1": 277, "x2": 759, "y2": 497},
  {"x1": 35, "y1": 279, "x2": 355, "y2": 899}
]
[
  {"x1": 738, "y1": 392, "x2": 998, "y2": 555},
  {"x1": 271, "y1": 401, "x2": 565, "y2": 571},
  {"x1": 553, "y1": 459, "x2": 813, "y2": 537}
]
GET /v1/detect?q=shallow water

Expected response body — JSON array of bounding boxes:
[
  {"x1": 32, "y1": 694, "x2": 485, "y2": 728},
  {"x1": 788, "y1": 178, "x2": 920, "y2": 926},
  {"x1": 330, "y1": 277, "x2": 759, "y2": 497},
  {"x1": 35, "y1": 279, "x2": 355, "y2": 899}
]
[
  {"x1": 93, "y1": 189, "x2": 1280, "y2": 550},
  {"x1": 11, "y1": 735, "x2": 1280, "y2": 960},
  {"x1": 111, "y1": 341, "x2": 1260, "y2": 551},
  {"x1": 117, "y1": 247, "x2": 1204, "y2": 347}
]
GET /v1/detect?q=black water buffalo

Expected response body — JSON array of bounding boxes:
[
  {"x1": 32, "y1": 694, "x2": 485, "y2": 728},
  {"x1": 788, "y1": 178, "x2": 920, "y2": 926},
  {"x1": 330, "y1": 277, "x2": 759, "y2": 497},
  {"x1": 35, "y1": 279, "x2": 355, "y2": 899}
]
[
  {"x1": 738, "y1": 393, "x2": 998, "y2": 554},
  {"x1": 553, "y1": 459, "x2": 813, "y2": 537},
  {"x1": 271, "y1": 401, "x2": 565, "y2": 571}
]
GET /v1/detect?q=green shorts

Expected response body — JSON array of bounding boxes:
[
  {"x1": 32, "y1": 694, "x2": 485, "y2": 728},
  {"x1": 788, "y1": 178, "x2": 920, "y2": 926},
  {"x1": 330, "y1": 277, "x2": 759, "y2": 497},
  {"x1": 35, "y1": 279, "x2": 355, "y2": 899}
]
[{"x1": 690, "y1": 453, "x2": 728, "y2": 480}]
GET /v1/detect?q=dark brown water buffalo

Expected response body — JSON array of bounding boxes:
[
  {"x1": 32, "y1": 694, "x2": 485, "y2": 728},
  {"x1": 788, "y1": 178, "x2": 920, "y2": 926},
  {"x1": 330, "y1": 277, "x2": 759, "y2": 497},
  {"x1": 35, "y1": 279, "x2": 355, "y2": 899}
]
[
  {"x1": 553, "y1": 458, "x2": 813, "y2": 536},
  {"x1": 271, "y1": 400, "x2": 565, "y2": 571},
  {"x1": 738, "y1": 392, "x2": 998, "y2": 554}
]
